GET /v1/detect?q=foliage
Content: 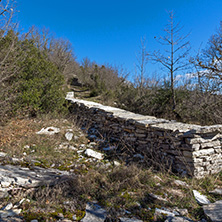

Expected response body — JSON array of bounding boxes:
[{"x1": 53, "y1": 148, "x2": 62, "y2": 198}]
[
  {"x1": 16, "y1": 39, "x2": 66, "y2": 115},
  {"x1": 0, "y1": 30, "x2": 67, "y2": 121}
]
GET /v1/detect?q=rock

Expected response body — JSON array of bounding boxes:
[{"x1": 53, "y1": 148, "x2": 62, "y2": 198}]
[
  {"x1": 13, "y1": 198, "x2": 26, "y2": 209},
  {"x1": 57, "y1": 213, "x2": 64, "y2": 219},
  {"x1": 113, "y1": 161, "x2": 121, "y2": 166},
  {"x1": 203, "y1": 200, "x2": 222, "y2": 222},
  {"x1": 209, "y1": 188, "x2": 222, "y2": 195},
  {"x1": 154, "y1": 175, "x2": 163, "y2": 182},
  {"x1": 23, "y1": 145, "x2": 30, "y2": 149},
  {"x1": 74, "y1": 135, "x2": 79, "y2": 140},
  {"x1": 36, "y1": 127, "x2": 60, "y2": 135},
  {"x1": 0, "y1": 164, "x2": 70, "y2": 189},
  {"x1": 30, "y1": 220, "x2": 38, "y2": 222},
  {"x1": 57, "y1": 142, "x2": 69, "y2": 150},
  {"x1": 0, "y1": 152, "x2": 7, "y2": 158},
  {"x1": 193, "y1": 190, "x2": 211, "y2": 205},
  {"x1": 0, "y1": 190, "x2": 9, "y2": 199},
  {"x1": 66, "y1": 91, "x2": 74, "y2": 99},
  {"x1": 173, "y1": 208, "x2": 188, "y2": 216},
  {"x1": 0, "y1": 181, "x2": 11, "y2": 188},
  {"x1": 155, "y1": 208, "x2": 176, "y2": 217},
  {"x1": 69, "y1": 145, "x2": 77, "y2": 151},
  {"x1": 11, "y1": 158, "x2": 21, "y2": 164},
  {"x1": 173, "y1": 180, "x2": 189, "y2": 187},
  {"x1": 84, "y1": 149, "x2": 103, "y2": 160},
  {"x1": 165, "y1": 216, "x2": 194, "y2": 222},
  {"x1": 167, "y1": 189, "x2": 184, "y2": 197},
  {"x1": 72, "y1": 215, "x2": 77, "y2": 220},
  {"x1": 119, "y1": 217, "x2": 143, "y2": 222},
  {"x1": 2, "y1": 203, "x2": 13, "y2": 211},
  {"x1": 0, "y1": 209, "x2": 21, "y2": 218},
  {"x1": 149, "y1": 193, "x2": 168, "y2": 202},
  {"x1": 82, "y1": 202, "x2": 107, "y2": 222},
  {"x1": 65, "y1": 132, "x2": 73, "y2": 141},
  {"x1": 89, "y1": 142, "x2": 97, "y2": 146}
]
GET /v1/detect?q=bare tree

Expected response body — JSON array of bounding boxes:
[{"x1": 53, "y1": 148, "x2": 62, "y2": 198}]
[
  {"x1": 0, "y1": 0, "x2": 16, "y2": 35},
  {"x1": 27, "y1": 26, "x2": 78, "y2": 83},
  {"x1": 134, "y1": 36, "x2": 149, "y2": 97},
  {"x1": 193, "y1": 21, "x2": 222, "y2": 93},
  {"x1": 152, "y1": 11, "x2": 190, "y2": 110}
]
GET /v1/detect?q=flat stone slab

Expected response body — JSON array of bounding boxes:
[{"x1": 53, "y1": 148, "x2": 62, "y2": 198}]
[
  {"x1": 137, "y1": 119, "x2": 170, "y2": 127},
  {"x1": 66, "y1": 94, "x2": 222, "y2": 134},
  {"x1": 165, "y1": 216, "x2": 194, "y2": 222},
  {"x1": 193, "y1": 190, "x2": 211, "y2": 205},
  {"x1": 0, "y1": 165, "x2": 71, "y2": 189},
  {"x1": 119, "y1": 217, "x2": 143, "y2": 222},
  {"x1": 209, "y1": 188, "x2": 222, "y2": 195},
  {"x1": 151, "y1": 122, "x2": 201, "y2": 133},
  {"x1": 203, "y1": 200, "x2": 222, "y2": 222},
  {"x1": 82, "y1": 202, "x2": 107, "y2": 222}
]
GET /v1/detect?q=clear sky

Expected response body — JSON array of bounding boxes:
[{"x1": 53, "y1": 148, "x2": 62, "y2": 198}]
[{"x1": 17, "y1": 0, "x2": 222, "y2": 80}]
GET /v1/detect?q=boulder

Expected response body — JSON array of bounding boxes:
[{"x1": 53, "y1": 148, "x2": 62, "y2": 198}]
[{"x1": 203, "y1": 200, "x2": 222, "y2": 222}]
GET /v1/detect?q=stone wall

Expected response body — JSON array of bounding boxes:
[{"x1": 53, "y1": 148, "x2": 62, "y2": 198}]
[{"x1": 66, "y1": 92, "x2": 222, "y2": 178}]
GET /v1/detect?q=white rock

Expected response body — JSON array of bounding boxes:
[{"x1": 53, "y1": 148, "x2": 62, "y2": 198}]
[
  {"x1": 193, "y1": 190, "x2": 211, "y2": 205},
  {"x1": 66, "y1": 91, "x2": 74, "y2": 99},
  {"x1": 155, "y1": 208, "x2": 175, "y2": 217},
  {"x1": 113, "y1": 161, "x2": 121, "y2": 166},
  {"x1": 154, "y1": 175, "x2": 163, "y2": 182},
  {"x1": 13, "y1": 198, "x2": 26, "y2": 208},
  {"x1": 149, "y1": 193, "x2": 168, "y2": 202},
  {"x1": 31, "y1": 220, "x2": 38, "y2": 222},
  {"x1": 84, "y1": 149, "x2": 103, "y2": 160},
  {"x1": 193, "y1": 149, "x2": 215, "y2": 158},
  {"x1": 2, "y1": 203, "x2": 13, "y2": 210},
  {"x1": 69, "y1": 145, "x2": 77, "y2": 151},
  {"x1": 1, "y1": 181, "x2": 11, "y2": 188},
  {"x1": 36, "y1": 127, "x2": 60, "y2": 135},
  {"x1": 65, "y1": 132, "x2": 73, "y2": 141},
  {"x1": 0, "y1": 152, "x2": 7, "y2": 157},
  {"x1": 74, "y1": 136, "x2": 79, "y2": 140},
  {"x1": 173, "y1": 180, "x2": 189, "y2": 187}
]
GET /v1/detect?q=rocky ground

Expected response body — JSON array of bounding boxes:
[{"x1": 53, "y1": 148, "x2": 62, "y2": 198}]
[{"x1": 0, "y1": 117, "x2": 222, "y2": 221}]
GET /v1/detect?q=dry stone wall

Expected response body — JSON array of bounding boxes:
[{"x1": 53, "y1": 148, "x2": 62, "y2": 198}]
[{"x1": 66, "y1": 92, "x2": 222, "y2": 178}]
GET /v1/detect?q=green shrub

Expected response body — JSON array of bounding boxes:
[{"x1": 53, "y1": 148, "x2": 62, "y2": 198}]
[{"x1": 15, "y1": 40, "x2": 66, "y2": 115}]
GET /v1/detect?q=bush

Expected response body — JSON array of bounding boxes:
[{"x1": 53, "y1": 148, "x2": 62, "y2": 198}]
[{"x1": 15, "y1": 40, "x2": 66, "y2": 115}]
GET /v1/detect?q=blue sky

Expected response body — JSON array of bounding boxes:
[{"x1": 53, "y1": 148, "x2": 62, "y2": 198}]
[{"x1": 17, "y1": 0, "x2": 222, "y2": 80}]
